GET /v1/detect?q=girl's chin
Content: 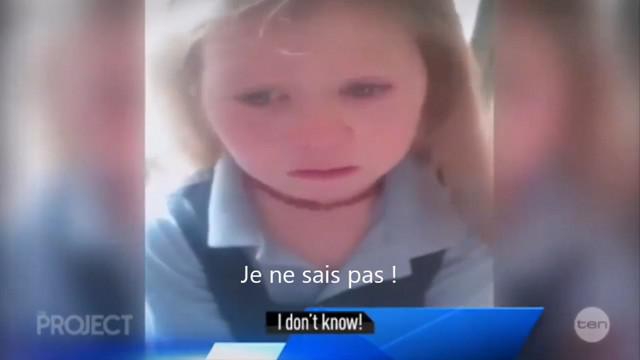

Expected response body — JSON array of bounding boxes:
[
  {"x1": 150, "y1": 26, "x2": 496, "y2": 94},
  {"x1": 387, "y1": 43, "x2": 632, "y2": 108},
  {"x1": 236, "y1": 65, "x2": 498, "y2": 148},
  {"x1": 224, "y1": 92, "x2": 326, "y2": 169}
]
[
  {"x1": 252, "y1": 178, "x2": 383, "y2": 211},
  {"x1": 289, "y1": 182, "x2": 373, "y2": 201}
]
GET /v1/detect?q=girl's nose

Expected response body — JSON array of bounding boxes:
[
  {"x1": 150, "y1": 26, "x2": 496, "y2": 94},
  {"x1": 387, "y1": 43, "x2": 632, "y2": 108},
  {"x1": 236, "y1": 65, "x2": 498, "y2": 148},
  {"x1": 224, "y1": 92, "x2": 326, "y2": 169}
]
[{"x1": 287, "y1": 103, "x2": 354, "y2": 149}]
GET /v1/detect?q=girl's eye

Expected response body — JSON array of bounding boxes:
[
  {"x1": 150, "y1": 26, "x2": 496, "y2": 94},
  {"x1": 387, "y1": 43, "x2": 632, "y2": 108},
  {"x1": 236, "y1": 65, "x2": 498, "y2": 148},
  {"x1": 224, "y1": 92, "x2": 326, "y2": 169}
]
[
  {"x1": 234, "y1": 89, "x2": 289, "y2": 107},
  {"x1": 340, "y1": 82, "x2": 393, "y2": 99}
]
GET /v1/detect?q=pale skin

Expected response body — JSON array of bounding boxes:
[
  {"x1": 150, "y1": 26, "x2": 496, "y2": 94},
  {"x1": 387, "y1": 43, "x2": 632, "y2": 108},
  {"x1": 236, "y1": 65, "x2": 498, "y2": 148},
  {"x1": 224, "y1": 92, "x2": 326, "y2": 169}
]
[{"x1": 200, "y1": 2, "x2": 427, "y2": 267}]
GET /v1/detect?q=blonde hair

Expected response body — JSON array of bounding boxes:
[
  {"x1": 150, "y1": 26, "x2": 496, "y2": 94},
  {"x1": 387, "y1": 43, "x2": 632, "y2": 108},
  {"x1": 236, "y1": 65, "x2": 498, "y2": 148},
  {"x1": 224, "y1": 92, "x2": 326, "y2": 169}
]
[{"x1": 154, "y1": 0, "x2": 492, "y2": 227}]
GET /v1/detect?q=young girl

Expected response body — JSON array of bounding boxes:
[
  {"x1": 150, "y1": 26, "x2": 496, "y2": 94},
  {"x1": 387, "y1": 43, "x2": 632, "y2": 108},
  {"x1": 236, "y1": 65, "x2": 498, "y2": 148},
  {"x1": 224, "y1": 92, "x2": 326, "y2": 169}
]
[{"x1": 146, "y1": 0, "x2": 493, "y2": 342}]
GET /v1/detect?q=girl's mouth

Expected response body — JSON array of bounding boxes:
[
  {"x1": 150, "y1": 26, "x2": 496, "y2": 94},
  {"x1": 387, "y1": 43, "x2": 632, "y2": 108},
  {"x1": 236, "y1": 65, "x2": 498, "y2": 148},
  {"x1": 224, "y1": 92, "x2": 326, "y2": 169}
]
[{"x1": 287, "y1": 166, "x2": 359, "y2": 180}]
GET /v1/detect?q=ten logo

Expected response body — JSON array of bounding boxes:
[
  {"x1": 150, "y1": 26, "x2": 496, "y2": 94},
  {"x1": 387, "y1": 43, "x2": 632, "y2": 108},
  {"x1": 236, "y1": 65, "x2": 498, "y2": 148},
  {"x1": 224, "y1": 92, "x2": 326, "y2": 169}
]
[{"x1": 574, "y1": 307, "x2": 610, "y2": 343}]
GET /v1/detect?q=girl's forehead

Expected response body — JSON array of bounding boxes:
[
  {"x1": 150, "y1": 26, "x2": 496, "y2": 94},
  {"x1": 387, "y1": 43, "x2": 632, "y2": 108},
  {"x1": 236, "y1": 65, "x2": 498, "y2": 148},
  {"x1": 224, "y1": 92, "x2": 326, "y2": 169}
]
[{"x1": 201, "y1": 2, "x2": 417, "y2": 68}]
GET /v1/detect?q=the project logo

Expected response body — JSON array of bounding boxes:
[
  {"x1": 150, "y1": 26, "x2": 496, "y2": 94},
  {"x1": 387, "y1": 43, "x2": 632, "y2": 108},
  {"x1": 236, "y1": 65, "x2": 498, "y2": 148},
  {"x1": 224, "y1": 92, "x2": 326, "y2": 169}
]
[
  {"x1": 574, "y1": 307, "x2": 610, "y2": 343},
  {"x1": 36, "y1": 312, "x2": 134, "y2": 336}
]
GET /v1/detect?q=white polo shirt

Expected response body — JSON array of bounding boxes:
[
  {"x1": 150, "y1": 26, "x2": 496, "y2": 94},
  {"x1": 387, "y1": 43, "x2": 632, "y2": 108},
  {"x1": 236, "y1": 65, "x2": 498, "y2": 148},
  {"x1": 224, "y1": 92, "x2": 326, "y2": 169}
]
[{"x1": 146, "y1": 155, "x2": 493, "y2": 341}]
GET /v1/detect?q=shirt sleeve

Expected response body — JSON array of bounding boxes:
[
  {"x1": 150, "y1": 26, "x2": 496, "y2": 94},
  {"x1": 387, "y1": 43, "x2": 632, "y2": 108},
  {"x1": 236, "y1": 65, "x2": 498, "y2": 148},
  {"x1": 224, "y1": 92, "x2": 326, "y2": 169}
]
[{"x1": 145, "y1": 208, "x2": 234, "y2": 341}]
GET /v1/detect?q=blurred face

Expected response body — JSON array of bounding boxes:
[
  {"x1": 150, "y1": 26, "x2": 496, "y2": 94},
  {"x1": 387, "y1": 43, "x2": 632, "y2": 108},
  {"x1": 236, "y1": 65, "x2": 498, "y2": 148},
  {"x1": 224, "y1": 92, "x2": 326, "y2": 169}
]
[
  {"x1": 495, "y1": 18, "x2": 569, "y2": 198},
  {"x1": 53, "y1": 16, "x2": 143, "y2": 189},
  {"x1": 200, "y1": 2, "x2": 427, "y2": 202}
]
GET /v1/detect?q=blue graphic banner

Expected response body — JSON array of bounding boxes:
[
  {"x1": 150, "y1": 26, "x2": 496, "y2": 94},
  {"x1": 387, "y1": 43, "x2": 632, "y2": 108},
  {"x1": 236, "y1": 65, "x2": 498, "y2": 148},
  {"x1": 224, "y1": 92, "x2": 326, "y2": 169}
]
[{"x1": 276, "y1": 307, "x2": 543, "y2": 360}]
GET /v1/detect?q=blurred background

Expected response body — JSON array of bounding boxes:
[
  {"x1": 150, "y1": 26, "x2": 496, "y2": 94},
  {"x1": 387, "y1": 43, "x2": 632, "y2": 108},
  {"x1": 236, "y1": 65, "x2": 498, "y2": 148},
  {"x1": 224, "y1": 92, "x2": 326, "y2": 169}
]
[
  {"x1": 493, "y1": 0, "x2": 639, "y2": 359},
  {"x1": 1, "y1": 0, "x2": 638, "y2": 359},
  {"x1": 2, "y1": 0, "x2": 144, "y2": 358}
]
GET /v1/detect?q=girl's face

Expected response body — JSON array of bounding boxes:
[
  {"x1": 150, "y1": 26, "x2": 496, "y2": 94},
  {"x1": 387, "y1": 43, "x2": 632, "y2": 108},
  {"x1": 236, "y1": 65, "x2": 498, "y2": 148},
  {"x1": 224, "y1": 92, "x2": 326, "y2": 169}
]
[{"x1": 201, "y1": 2, "x2": 427, "y2": 202}]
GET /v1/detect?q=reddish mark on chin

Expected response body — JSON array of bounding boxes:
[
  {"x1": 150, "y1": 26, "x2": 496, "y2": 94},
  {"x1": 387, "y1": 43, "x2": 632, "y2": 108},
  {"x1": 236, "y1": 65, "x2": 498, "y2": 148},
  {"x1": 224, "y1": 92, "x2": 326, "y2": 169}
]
[{"x1": 287, "y1": 166, "x2": 359, "y2": 180}]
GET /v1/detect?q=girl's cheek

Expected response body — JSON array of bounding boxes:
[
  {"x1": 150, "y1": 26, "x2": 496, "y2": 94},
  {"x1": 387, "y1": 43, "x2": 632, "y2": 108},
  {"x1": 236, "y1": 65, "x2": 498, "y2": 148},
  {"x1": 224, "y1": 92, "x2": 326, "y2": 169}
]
[
  {"x1": 212, "y1": 117, "x2": 281, "y2": 174},
  {"x1": 207, "y1": 104, "x2": 291, "y2": 157},
  {"x1": 347, "y1": 94, "x2": 421, "y2": 137}
]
